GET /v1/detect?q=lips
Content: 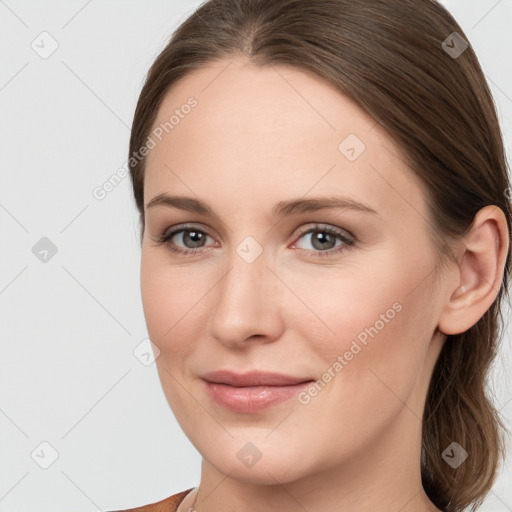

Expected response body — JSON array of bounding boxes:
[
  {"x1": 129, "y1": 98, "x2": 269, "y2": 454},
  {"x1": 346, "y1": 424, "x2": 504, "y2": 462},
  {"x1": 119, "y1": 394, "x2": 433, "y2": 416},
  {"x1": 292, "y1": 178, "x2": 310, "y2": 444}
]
[
  {"x1": 200, "y1": 369, "x2": 315, "y2": 413},
  {"x1": 200, "y1": 369, "x2": 314, "y2": 387}
]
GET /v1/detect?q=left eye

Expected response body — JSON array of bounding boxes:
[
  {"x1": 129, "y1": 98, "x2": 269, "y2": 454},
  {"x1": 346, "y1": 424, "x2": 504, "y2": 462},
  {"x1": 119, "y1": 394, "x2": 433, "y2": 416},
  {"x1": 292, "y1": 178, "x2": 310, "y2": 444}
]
[{"x1": 293, "y1": 226, "x2": 353, "y2": 253}]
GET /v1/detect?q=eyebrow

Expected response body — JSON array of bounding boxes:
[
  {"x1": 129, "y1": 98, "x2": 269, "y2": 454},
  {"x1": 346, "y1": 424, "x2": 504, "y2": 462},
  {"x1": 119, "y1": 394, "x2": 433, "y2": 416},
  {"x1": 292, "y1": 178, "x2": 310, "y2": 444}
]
[{"x1": 145, "y1": 193, "x2": 380, "y2": 219}]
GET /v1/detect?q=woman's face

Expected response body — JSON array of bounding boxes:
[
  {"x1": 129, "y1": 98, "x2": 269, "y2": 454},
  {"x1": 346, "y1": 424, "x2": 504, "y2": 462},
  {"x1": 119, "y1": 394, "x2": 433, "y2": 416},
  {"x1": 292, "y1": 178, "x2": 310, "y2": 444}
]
[{"x1": 140, "y1": 57, "x2": 449, "y2": 483}]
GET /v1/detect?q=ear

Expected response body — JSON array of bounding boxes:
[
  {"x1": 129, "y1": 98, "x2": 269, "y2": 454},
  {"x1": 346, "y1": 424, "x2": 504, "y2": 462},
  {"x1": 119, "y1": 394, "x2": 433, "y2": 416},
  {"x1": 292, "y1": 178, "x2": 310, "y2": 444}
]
[{"x1": 437, "y1": 205, "x2": 510, "y2": 336}]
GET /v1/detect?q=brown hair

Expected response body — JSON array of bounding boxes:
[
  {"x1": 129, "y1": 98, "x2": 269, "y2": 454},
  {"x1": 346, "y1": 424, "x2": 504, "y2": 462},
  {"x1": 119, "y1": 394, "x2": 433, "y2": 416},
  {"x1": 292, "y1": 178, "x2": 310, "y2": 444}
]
[{"x1": 128, "y1": 1, "x2": 512, "y2": 510}]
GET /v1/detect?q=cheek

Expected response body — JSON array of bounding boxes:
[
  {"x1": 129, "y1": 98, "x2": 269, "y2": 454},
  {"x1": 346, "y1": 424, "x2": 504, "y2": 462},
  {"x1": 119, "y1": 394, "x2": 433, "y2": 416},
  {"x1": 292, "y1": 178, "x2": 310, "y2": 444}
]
[
  {"x1": 286, "y1": 253, "x2": 433, "y2": 405},
  {"x1": 140, "y1": 255, "x2": 196, "y2": 350},
  {"x1": 280, "y1": 257, "x2": 412, "y2": 353},
  {"x1": 286, "y1": 272, "x2": 431, "y2": 467},
  {"x1": 140, "y1": 253, "x2": 222, "y2": 377}
]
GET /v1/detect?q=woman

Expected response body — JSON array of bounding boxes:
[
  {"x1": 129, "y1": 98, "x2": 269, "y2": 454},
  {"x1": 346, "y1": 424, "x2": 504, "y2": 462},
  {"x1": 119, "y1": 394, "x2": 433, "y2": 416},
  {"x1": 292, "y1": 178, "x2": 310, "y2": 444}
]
[{"x1": 111, "y1": 0, "x2": 511, "y2": 511}]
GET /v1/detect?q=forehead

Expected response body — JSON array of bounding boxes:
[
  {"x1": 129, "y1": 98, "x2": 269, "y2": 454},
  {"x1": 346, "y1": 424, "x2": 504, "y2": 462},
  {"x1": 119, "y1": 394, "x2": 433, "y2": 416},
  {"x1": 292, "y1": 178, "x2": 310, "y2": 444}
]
[{"x1": 143, "y1": 57, "x2": 428, "y2": 224}]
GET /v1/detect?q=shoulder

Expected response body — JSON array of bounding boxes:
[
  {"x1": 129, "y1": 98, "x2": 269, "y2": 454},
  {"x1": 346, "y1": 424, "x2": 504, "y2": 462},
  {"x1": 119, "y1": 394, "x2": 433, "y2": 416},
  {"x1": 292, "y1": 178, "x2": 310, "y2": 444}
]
[{"x1": 106, "y1": 487, "x2": 195, "y2": 512}]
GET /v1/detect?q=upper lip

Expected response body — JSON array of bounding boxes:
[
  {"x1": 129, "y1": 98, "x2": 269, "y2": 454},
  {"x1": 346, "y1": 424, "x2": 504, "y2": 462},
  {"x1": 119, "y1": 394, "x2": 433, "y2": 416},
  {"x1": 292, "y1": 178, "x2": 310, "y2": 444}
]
[{"x1": 200, "y1": 370, "x2": 314, "y2": 387}]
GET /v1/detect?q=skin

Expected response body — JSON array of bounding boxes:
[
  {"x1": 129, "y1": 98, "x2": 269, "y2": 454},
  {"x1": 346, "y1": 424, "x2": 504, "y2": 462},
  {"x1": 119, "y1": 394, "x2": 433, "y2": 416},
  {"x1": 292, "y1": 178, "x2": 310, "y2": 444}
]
[{"x1": 139, "y1": 57, "x2": 509, "y2": 512}]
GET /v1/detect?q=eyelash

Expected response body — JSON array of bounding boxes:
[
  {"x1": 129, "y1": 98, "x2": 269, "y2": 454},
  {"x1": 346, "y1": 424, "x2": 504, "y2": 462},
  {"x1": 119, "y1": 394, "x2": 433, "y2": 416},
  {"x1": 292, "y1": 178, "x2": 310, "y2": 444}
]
[{"x1": 154, "y1": 223, "x2": 355, "y2": 259}]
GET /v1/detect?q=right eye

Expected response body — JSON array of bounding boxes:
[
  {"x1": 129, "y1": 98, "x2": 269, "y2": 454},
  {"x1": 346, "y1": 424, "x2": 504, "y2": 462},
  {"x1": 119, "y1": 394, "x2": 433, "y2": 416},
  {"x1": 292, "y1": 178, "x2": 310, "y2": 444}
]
[{"x1": 155, "y1": 224, "x2": 216, "y2": 255}]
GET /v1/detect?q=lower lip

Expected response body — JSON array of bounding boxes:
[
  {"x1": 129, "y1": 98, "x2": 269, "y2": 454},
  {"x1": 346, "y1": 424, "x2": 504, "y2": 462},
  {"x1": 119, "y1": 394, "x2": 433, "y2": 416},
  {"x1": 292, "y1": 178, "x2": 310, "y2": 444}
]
[{"x1": 202, "y1": 379, "x2": 313, "y2": 413}]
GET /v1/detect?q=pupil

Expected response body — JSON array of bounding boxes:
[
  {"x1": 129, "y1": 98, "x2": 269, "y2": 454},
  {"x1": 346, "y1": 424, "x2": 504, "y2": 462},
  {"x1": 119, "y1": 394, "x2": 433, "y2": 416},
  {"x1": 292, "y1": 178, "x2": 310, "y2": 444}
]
[
  {"x1": 313, "y1": 232, "x2": 334, "y2": 250},
  {"x1": 185, "y1": 231, "x2": 203, "y2": 248}
]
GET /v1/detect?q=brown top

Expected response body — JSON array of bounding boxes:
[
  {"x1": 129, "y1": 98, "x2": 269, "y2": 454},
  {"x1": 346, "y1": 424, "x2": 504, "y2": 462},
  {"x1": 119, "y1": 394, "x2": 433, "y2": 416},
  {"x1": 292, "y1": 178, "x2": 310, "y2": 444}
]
[{"x1": 108, "y1": 488, "x2": 195, "y2": 512}]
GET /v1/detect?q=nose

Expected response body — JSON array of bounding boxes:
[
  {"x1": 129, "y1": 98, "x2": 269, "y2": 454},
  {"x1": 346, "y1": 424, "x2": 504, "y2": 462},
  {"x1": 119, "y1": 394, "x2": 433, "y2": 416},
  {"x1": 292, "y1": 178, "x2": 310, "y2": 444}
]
[{"x1": 209, "y1": 248, "x2": 285, "y2": 348}]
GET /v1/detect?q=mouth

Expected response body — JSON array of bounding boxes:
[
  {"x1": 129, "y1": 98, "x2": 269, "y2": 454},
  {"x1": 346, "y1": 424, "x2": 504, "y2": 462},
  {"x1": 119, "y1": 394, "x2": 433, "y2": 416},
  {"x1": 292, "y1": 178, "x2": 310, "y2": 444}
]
[
  {"x1": 200, "y1": 371, "x2": 315, "y2": 413},
  {"x1": 200, "y1": 369, "x2": 315, "y2": 387}
]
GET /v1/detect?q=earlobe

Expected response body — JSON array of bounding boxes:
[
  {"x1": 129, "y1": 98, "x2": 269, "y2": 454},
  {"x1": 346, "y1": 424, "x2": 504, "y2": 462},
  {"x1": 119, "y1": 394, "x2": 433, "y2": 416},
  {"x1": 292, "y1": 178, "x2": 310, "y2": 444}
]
[{"x1": 437, "y1": 205, "x2": 509, "y2": 336}]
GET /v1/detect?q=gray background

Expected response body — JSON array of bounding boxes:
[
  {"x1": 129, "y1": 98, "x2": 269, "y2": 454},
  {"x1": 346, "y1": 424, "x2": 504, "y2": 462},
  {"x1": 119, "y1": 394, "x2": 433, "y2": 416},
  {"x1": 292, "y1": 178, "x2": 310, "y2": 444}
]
[{"x1": 0, "y1": 1, "x2": 510, "y2": 511}]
